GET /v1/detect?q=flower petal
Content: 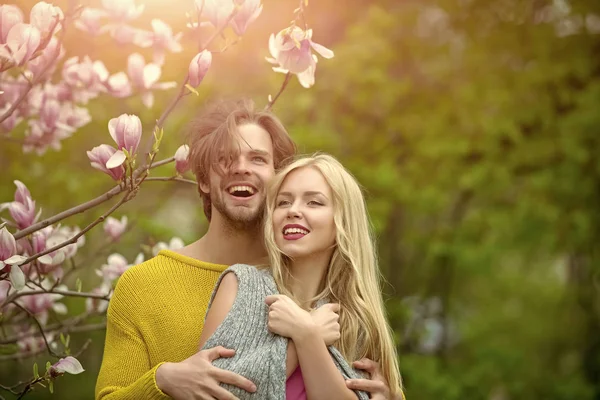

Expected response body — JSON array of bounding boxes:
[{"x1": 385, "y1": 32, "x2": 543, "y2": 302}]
[
  {"x1": 106, "y1": 150, "x2": 126, "y2": 168},
  {"x1": 9, "y1": 265, "x2": 25, "y2": 290}
]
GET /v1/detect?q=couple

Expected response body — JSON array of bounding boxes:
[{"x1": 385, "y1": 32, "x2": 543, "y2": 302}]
[{"x1": 95, "y1": 99, "x2": 404, "y2": 400}]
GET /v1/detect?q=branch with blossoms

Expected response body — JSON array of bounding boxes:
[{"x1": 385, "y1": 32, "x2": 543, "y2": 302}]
[{"x1": 0, "y1": 0, "x2": 334, "y2": 396}]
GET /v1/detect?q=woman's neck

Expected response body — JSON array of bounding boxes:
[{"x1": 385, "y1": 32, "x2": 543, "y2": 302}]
[{"x1": 288, "y1": 251, "x2": 332, "y2": 309}]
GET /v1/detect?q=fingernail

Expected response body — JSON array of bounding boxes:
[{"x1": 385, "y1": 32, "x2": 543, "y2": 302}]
[{"x1": 251, "y1": 385, "x2": 257, "y2": 392}]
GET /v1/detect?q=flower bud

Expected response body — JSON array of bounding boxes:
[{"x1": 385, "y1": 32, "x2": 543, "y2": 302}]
[
  {"x1": 188, "y1": 50, "x2": 212, "y2": 87},
  {"x1": 174, "y1": 144, "x2": 190, "y2": 174}
]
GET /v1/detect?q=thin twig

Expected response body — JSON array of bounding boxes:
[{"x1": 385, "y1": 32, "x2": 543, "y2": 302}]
[
  {"x1": 265, "y1": 72, "x2": 292, "y2": 111},
  {"x1": 11, "y1": 302, "x2": 60, "y2": 358},
  {"x1": 144, "y1": 177, "x2": 197, "y2": 185},
  {"x1": 15, "y1": 191, "x2": 132, "y2": 268}
]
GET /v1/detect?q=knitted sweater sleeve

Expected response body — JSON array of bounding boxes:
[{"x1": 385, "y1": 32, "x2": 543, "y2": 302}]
[
  {"x1": 201, "y1": 264, "x2": 287, "y2": 399},
  {"x1": 95, "y1": 271, "x2": 170, "y2": 400}
]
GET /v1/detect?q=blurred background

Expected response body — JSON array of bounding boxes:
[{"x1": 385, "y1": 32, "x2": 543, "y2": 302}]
[{"x1": 1, "y1": 0, "x2": 599, "y2": 398}]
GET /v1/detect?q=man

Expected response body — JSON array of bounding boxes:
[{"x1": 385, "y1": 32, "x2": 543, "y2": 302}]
[{"x1": 96, "y1": 99, "x2": 400, "y2": 400}]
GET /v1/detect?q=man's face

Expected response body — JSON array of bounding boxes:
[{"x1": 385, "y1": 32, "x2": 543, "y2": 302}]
[{"x1": 200, "y1": 123, "x2": 275, "y2": 229}]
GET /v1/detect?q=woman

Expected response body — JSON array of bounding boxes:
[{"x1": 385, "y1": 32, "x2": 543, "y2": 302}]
[{"x1": 199, "y1": 154, "x2": 403, "y2": 399}]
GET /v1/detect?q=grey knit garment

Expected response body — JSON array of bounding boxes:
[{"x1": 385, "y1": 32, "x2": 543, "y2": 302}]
[{"x1": 201, "y1": 264, "x2": 369, "y2": 399}]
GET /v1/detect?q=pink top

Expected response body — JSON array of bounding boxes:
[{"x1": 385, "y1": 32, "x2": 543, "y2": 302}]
[{"x1": 286, "y1": 366, "x2": 307, "y2": 400}]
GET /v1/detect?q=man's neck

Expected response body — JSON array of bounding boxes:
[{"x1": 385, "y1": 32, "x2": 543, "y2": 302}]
[{"x1": 177, "y1": 215, "x2": 267, "y2": 266}]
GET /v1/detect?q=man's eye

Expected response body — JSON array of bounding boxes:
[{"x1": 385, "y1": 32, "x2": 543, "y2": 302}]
[{"x1": 253, "y1": 157, "x2": 266, "y2": 163}]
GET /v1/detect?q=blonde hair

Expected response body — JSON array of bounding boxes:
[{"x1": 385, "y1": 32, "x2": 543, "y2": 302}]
[{"x1": 263, "y1": 153, "x2": 403, "y2": 396}]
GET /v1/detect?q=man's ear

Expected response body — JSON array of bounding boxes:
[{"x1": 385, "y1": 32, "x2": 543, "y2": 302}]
[{"x1": 199, "y1": 180, "x2": 210, "y2": 195}]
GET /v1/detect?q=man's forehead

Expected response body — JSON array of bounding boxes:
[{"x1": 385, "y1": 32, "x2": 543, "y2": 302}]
[{"x1": 230, "y1": 123, "x2": 274, "y2": 155}]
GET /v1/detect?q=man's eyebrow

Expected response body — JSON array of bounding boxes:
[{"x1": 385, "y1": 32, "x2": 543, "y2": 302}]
[{"x1": 248, "y1": 149, "x2": 271, "y2": 157}]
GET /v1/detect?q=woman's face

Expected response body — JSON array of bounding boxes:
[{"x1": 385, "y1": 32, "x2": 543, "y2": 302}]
[{"x1": 273, "y1": 166, "x2": 336, "y2": 261}]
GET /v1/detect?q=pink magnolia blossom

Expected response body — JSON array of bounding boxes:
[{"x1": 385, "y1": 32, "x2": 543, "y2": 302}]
[
  {"x1": 96, "y1": 252, "x2": 143, "y2": 285},
  {"x1": 13, "y1": 180, "x2": 30, "y2": 204},
  {"x1": 102, "y1": 0, "x2": 144, "y2": 23},
  {"x1": 188, "y1": 50, "x2": 212, "y2": 87},
  {"x1": 103, "y1": 215, "x2": 127, "y2": 241},
  {"x1": 3, "y1": 23, "x2": 42, "y2": 66},
  {"x1": 145, "y1": 19, "x2": 182, "y2": 65},
  {"x1": 29, "y1": 2, "x2": 63, "y2": 41},
  {"x1": 74, "y1": 7, "x2": 107, "y2": 36},
  {"x1": 34, "y1": 226, "x2": 84, "y2": 270},
  {"x1": 152, "y1": 237, "x2": 184, "y2": 256},
  {"x1": 17, "y1": 331, "x2": 55, "y2": 353},
  {"x1": 0, "y1": 5, "x2": 24, "y2": 44},
  {"x1": 51, "y1": 356, "x2": 85, "y2": 375},
  {"x1": 126, "y1": 53, "x2": 175, "y2": 108},
  {"x1": 230, "y1": 0, "x2": 262, "y2": 36},
  {"x1": 174, "y1": 144, "x2": 190, "y2": 174},
  {"x1": 106, "y1": 113, "x2": 142, "y2": 168},
  {"x1": 106, "y1": 71, "x2": 132, "y2": 98},
  {"x1": 199, "y1": 0, "x2": 234, "y2": 29},
  {"x1": 8, "y1": 196, "x2": 38, "y2": 230},
  {"x1": 87, "y1": 144, "x2": 125, "y2": 181},
  {"x1": 17, "y1": 280, "x2": 68, "y2": 325},
  {"x1": 85, "y1": 286, "x2": 110, "y2": 313},
  {"x1": 0, "y1": 227, "x2": 27, "y2": 290},
  {"x1": 266, "y1": 27, "x2": 334, "y2": 88},
  {"x1": 27, "y1": 35, "x2": 63, "y2": 80},
  {"x1": 62, "y1": 56, "x2": 109, "y2": 103}
]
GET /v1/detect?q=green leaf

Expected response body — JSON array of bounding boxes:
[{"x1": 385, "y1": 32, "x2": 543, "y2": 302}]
[
  {"x1": 60, "y1": 332, "x2": 66, "y2": 346},
  {"x1": 33, "y1": 362, "x2": 39, "y2": 378},
  {"x1": 76, "y1": 278, "x2": 82, "y2": 292},
  {"x1": 46, "y1": 361, "x2": 52, "y2": 372},
  {"x1": 0, "y1": 344, "x2": 18, "y2": 355},
  {"x1": 48, "y1": 380, "x2": 54, "y2": 394}
]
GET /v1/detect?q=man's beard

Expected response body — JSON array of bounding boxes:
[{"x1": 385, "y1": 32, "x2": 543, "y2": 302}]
[{"x1": 211, "y1": 189, "x2": 265, "y2": 231}]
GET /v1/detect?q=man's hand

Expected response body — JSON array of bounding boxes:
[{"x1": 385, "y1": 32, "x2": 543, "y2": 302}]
[
  {"x1": 346, "y1": 358, "x2": 403, "y2": 400},
  {"x1": 156, "y1": 346, "x2": 257, "y2": 400},
  {"x1": 310, "y1": 303, "x2": 341, "y2": 346}
]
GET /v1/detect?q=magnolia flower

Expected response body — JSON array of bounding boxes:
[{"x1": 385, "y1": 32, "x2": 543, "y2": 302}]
[
  {"x1": 147, "y1": 19, "x2": 182, "y2": 65},
  {"x1": 29, "y1": 2, "x2": 64, "y2": 41},
  {"x1": 0, "y1": 5, "x2": 24, "y2": 44},
  {"x1": 87, "y1": 144, "x2": 125, "y2": 180},
  {"x1": 17, "y1": 281, "x2": 69, "y2": 324},
  {"x1": 106, "y1": 71, "x2": 132, "y2": 98},
  {"x1": 2, "y1": 23, "x2": 42, "y2": 66},
  {"x1": 96, "y1": 252, "x2": 143, "y2": 285},
  {"x1": 50, "y1": 356, "x2": 85, "y2": 375},
  {"x1": 106, "y1": 113, "x2": 142, "y2": 168},
  {"x1": 126, "y1": 53, "x2": 176, "y2": 108},
  {"x1": 230, "y1": 0, "x2": 262, "y2": 36},
  {"x1": 62, "y1": 56, "x2": 109, "y2": 103},
  {"x1": 266, "y1": 27, "x2": 334, "y2": 88},
  {"x1": 38, "y1": 226, "x2": 84, "y2": 268},
  {"x1": 85, "y1": 286, "x2": 110, "y2": 313},
  {"x1": 174, "y1": 144, "x2": 190, "y2": 174},
  {"x1": 13, "y1": 180, "x2": 30, "y2": 204},
  {"x1": 0, "y1": 227, "x2": 27, "y2": 290},
  {"x1": 152, "y1": 237, "x2": 184, "y2": 256},
  {"x1": 103, "y1": 215, "x2": 127, "y2": 241},
  {"x1": 199, "y1": 0, "x2": 234, "y2": 29},
  {"x1": 74, "y1": 8, "x2": 107, "y2": 36},
  {"x1": 27, "y1": 35, "x2": 63, "y2": 80},
  {"x1": 101, "y1": 0, "x2": 144, "y2": 23},
  {"x1": 188, "y1": 50, "x2": 212, "y2": 87},
  {"x1": 18, "y1": 331, "x2": 56, "y2": 353}
]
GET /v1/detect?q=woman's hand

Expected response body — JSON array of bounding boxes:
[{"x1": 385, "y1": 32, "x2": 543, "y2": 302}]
[
  {"x1": 310, "y1": 303, "x2": 341, "y2": 346},
  {"x1": 265, "y1": 294, "x2": 316, "y2": 341}
]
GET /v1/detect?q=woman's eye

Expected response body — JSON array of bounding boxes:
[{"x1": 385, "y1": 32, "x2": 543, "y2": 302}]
[
  {"x1": 308, "y1": 201, "x2": 323, "y2": 206},
  {"x1": 277, "y1": 200, "x2": 290, "y2": 207}
]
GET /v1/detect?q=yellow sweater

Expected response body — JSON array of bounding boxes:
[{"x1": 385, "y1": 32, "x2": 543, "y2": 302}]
[{"x1": 95, "y1": 249, "x2": 227, "y2": 400}]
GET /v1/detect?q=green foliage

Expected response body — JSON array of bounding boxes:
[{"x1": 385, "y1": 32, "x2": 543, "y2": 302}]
[{"x1": 1, "y1": 0, "x2": 599, "y2": 398}]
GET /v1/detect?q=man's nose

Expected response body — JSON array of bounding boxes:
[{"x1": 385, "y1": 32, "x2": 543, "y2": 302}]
[{"x1": 230, "y1": 156, "x2": 251, "y2": 175}]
